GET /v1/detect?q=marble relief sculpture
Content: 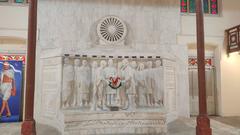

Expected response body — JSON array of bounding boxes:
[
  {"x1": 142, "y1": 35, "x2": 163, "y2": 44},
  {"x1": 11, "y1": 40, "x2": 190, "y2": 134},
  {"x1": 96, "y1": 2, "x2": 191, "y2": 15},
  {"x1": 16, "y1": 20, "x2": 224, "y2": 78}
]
[
  {"x1": 73, "y1": 59, "x2": 81, "y2": 106},
  {"x1": 96, "y1": 60, "x2": 107, "y2": 110},
  {"x1": 104, "y1": 59, "x2": 118, "y2": 107},
  {"x1": 62, "y1": 57, "x2": 74, "y2": 108},
  {"x1": 62, "y1": 57, "x2": 164, "y2": 111},
  {"x1": 145, "y1": 61, "x2": 155, "y2": 106},
  {"x1": 153, "y1": 60, "x2": 164, "y2": 106},
  {"x1": 90, "y1": 61, "x2": 98, "y2": 111},
  {"x1": 121, "y1": 59, "x2": 137, "y2": 110},
  {"x1": 136, "y1": 62, "x2": 146, "y2": 107},
  {"x1": 77, "y1": 60, "x2": 91, "y2": 107}
]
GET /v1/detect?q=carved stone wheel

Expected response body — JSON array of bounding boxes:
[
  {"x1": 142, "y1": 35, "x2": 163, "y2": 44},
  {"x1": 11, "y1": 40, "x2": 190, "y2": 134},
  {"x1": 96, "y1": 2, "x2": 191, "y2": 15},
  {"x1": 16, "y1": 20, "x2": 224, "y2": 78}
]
[{"x1": 97, "y1": 16, "x2": 127, "y2": 44}]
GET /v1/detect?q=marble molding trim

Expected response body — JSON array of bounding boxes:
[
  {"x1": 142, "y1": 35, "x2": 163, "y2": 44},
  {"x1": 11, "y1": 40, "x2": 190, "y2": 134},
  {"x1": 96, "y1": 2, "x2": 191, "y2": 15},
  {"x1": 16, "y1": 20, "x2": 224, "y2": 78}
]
[
  {"x1": 63, "y1": 54, "x2": 162, "y2": 59},
  {"x1": 64, "y1": 111, "x2": 167, "y2": 135}
]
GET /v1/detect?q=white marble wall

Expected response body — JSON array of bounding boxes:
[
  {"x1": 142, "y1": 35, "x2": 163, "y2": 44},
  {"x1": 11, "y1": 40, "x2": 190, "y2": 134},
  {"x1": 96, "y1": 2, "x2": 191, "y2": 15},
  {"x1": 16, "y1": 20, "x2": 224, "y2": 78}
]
[{"x1": 38, "y1": 0, "x2": 180, "y2": 50}]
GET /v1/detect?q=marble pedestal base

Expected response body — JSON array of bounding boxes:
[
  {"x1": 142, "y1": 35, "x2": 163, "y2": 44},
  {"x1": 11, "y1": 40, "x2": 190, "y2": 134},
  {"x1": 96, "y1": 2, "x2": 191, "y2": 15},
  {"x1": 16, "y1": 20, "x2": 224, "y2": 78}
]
[{"x1": 63, "y1": 109, "x2": 167, "y2": 135}]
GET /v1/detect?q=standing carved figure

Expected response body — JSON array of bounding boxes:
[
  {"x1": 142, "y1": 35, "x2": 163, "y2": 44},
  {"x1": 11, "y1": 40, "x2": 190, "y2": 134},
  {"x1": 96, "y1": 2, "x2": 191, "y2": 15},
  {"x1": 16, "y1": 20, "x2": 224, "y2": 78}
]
[
  {"x1": 104, "y1": 59, "x2": 118, "y2": 107},
  {"x1": 73, "y1": 59, "x2": 81, "y2": 107},
  {"x1": 62, "y1": 57, "x2": 74, "y2": 108},
  {"x1": 121, "y1": 59, "x2": 137, "y2": 110},
  {"x1": 77, "y1": 60, "x2": 91, "y2": 107},
  {"x1": 145, "y1": 61, "x2": 155, "y2": 106},
  {"x1": 90, "y1": 61, "x2": 98, "y2": 111},
  {"x1": 117, "y1": 61, "x2": 126, "y2": 108},
  {"x1": 136, "y1": 62, "x2": 147, "y2": 106},
  {"x1": 96, "y1": 60, "x2": 107, "y2": 110},
  {"x1": 153, "y1": 60, "x2": 164, "y2": 106}
]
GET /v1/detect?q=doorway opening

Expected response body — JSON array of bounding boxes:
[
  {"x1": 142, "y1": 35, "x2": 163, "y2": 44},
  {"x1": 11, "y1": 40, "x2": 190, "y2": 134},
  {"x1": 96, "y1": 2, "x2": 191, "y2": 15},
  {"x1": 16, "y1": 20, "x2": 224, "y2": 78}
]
[{"x1": 188, "y1": 57, "x2": 217, "y2": 116}]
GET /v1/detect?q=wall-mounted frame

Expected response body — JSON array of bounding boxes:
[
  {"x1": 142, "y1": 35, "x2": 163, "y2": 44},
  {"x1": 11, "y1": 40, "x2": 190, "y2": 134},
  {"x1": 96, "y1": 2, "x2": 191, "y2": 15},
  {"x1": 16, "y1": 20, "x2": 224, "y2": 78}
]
[
  {"x1": 180, "y1": 0, "x2": 220, "y2": 15},
  {"x1": 225, "y1": 24, "x2": 240, "y2": 55}
]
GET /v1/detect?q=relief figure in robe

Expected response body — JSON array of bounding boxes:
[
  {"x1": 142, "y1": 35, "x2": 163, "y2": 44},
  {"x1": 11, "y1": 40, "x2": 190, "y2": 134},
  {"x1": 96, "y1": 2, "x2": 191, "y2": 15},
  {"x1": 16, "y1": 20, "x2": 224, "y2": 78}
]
[
  {"x1": 145, "y1": 61, "x2": 155, "y2": 106},
  {"x1": 76, "y1": 60, "x2": 91, "y2": 107},
  {"x1": 136, "y1": 62, "x2": 147, "y2": 107},
  {"x1": 117, "y1": 61, "x2": 127, "y2": 108},
  {"x1": 62, "y1": 57, "x2": 74, "y2": 108},
  {"x1": 153, "y1": 60, "x2": 164, "y2": 106},
  {"x1": 73, "y1": 59, "x2": 81, "y2": 107},
  {"x1": 104, "y1": 59, "x2": 118, "y2": 107},
  {"x1": 121, "y1": 59, "x2": 137, "y2": 110},
  {"x1": 96, "y1": 60, "x2": 107, "y2": 110},
  {"x1": 90, "y1": 61, "x2": 98, "y2": 111}
]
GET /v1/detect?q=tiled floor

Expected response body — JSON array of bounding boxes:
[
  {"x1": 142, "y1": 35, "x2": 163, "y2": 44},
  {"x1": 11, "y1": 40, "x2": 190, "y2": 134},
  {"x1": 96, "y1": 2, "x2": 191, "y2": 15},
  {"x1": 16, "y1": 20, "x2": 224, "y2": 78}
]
[
  {"x1": 175, "y1": 117, "x2": 240, "y2": 135},
  {"x1": 211, "y1": 116, "x2": 240, "y2": 129},
  {"x1": 0, "y1": 123, "x2": 60, "y2": 135},
  {"x1": 0, "y1": 117, "x2": 239, "y2": 135}
]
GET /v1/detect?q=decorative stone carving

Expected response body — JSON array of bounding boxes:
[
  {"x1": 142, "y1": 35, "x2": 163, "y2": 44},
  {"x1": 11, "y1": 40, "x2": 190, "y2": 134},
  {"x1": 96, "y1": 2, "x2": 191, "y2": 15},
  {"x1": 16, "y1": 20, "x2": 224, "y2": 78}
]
[
  {"x1": 37, "y1": 1, "x2": 186, "y2": 134},
  {"x1": 136, "y1": 62, "x2": 147, "y2": 107},
  {"x1": 97, "y1": 16, "x2": 127, "y2": 46},
  {"x1": 95, "y1": 60, "x2": 108, "y2": 110},
  {"x1": 104, "y1": 59, "x2": 118, "y2": 108},
  {"x1": 73, "y1": 59, "x2": 80, "y2": 106},
  {"x1": 120, "y1": 59, "x2": 137, "y2": 110},
  {"x1": 90, "y1": 61, "x2": 99, "y2": 111},
  {"x1": 145, "y1": 61, "x2": 155, "y2": 106},
  {"x1": 61, "y1": 56, "x2": 165, "y2": 112},
  {"x1": 76, "y1": 60, "x2": 91, "y2": 107},
  {"x1": 62, "y1": 57, "x2": 74, "y2": 108},
  {"x1": 64, "y1": 111, "x2": 167, "y2": 135},
  {"x1": 153, "y1": 60, "x2": 164, "y2": 106}
]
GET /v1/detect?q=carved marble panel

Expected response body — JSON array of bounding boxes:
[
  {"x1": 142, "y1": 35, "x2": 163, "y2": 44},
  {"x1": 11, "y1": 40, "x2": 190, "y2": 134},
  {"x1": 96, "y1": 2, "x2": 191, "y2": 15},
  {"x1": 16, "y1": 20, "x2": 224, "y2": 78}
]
[
  {"x1": 64, "y1": 111, "x2": 167, "y2": 135},
  {"x1": 40, "y1": 57, "x2": 62, "y2": 118},
  {"x1": 42, "y1": 91, "x2": 58, "y2": 117},
  {"x1": 163, "y1": 60, "x2": 177, "y2": 114},
  {"x1": 61, "y1": 55, "x2": 165, "y2": 112}
]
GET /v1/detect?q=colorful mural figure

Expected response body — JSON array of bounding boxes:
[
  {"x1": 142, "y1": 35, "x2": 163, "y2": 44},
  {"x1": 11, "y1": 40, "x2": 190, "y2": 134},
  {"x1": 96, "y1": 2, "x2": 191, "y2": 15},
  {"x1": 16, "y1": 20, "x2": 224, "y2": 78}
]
[{"x1": 0, "y1": 61, "x2": 23, "y2": 122}]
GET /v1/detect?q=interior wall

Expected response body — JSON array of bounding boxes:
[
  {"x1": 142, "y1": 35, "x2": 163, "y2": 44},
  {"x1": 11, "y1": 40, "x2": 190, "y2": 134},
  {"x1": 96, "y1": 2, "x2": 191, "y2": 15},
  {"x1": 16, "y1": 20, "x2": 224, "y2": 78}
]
[
  {"x1": 0, "y1": 5, "x2": 28, "y2": 51},
  {"x1": 38, "y1": 0, "x2": 180, "y2": 50},
  {"x1": 178, "y1": 0, "x2": 240, "y2": 116},
  {"x1": 221, "y1": 53, "x2": 240, "y2": 116},
  {"x1": 0, "y1": 5, "x2": 28, "y2": 39}
]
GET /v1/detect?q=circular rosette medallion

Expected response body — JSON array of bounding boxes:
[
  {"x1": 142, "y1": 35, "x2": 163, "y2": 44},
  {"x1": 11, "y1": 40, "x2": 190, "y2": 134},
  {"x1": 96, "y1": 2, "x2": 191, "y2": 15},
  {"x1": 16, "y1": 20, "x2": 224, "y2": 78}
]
[
  {"x1": 97, "y1": 16, "x2": 127, "y2": 44},
  {"x1": 108, "y1": 77, "x2": 122, "y2": 89}
]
